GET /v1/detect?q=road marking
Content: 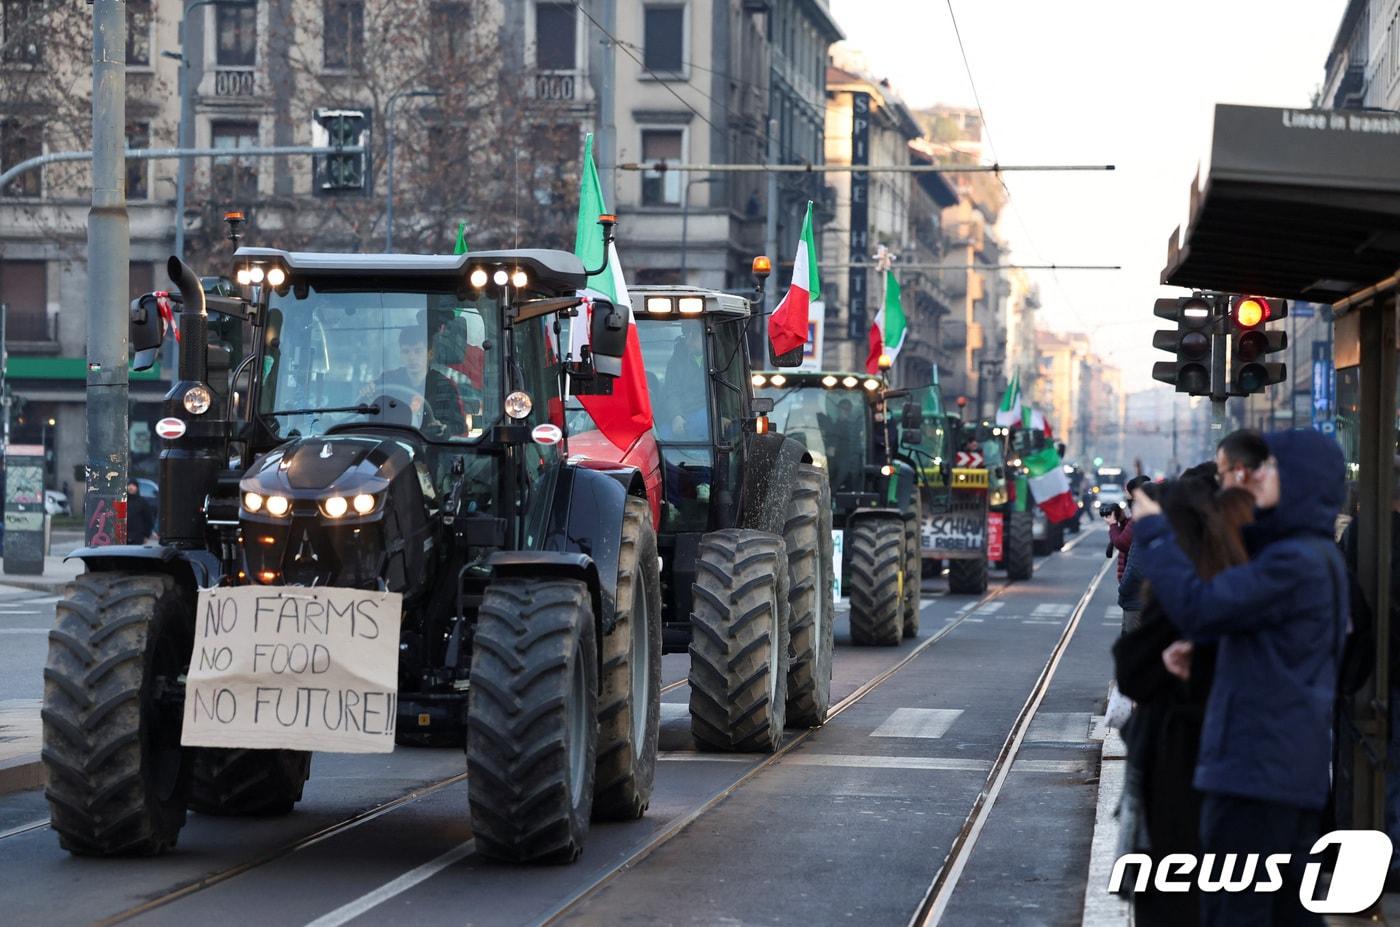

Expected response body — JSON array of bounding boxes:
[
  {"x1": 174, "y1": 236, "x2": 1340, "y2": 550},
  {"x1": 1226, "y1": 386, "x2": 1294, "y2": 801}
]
[
  {"x1": 1103, "y1": 605, "x2": 1123, "y2": 619},
  {"x1": 785, "y1": 754, "x2": 990, "y2": 773},
  {"x1": 1025, "y1": 712, "x2": 1093, "y2": 743},
  {"x1": 976, "y1": 601, "x2": 1004, "y2": 614},
  {"x1": 1012, "y1": 758, "x2": 1091, "y2": 774},
  {"x1": 1022, "y1": 619, "x2": 1062, "y2": 625},
  {"x1": 657, "y1": 752, "x2": 752, "y2": 763},
  {"x1": 870, "y1": 708, "x2": 963, "y2": 739},
  {"x1": 1032, "y1": 603, "x2": 1072, "y2": 617},
  {"x1": 303, "y1": 840, "x2": 475, "y2": 927},
  {"x1": 1083, "y1": 716, "x2": 1131, "y2": 927},
  {"x1": 0, "y1": 627, "x2": 45, "y2": 634}
]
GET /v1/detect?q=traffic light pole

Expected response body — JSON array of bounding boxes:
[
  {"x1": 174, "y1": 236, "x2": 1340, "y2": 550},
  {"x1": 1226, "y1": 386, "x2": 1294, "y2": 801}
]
[{"x1": 1209, "y1": 294, "x2": 1230, "y2": 442}]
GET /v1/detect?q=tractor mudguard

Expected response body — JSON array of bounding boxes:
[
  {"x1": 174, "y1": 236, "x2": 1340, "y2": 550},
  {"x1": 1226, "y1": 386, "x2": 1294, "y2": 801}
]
[
  {"x1": 523, "y1": 462, "x2": 644, "y2": 634},
  {"x1": 67, "y1": 545, "x2": 223, "y2": 592},
  {"x1": 892, "y1": 461, "x2": 917, "y2": 512},
  {"x1": 849, "y1": 507, "x2": 905, "y2": 525},
  {"x1": 736, "y1": 432, "x2": 810, "y2": 536}
]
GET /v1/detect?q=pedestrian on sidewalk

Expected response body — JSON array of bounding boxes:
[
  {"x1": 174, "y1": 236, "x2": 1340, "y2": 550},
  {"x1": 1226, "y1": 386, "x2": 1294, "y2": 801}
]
[
  {"x1": 1131, "y1": 430, "x2": 1348, "y2": 927},
  {"x1": 1113, "y1": 478, "x2": 1252, "y2": 927},
  {"x1": 126, "y1": 480, "x2": 155, "y2": 545},
  {"x1": 1216, "y1": 428, "x2": 1270, "y2": 492},
  {"x1": 1106, "y1": 475, "x2": 1146, "y2": 584}
]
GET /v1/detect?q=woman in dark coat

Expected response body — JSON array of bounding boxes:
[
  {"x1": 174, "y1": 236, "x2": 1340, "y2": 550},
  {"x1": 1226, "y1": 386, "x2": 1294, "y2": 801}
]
[{"x1": 1113, "y1": 481, "x2": 1252, "y2": 927}]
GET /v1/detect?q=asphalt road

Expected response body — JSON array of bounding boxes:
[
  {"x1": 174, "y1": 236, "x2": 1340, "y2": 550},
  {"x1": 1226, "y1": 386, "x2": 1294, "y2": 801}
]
[{"x1": 0, "y1": 525, "x2": 1116, "y2": 926}]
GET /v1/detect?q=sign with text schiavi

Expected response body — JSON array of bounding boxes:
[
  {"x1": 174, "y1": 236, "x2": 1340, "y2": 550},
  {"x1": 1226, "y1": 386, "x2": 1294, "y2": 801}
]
[
  {"x1": 848, "y1": 91, "x2": 871, "y2": 340},
  {"x1": 182, "y1": 586, "x2": 403, "y2": 753}
]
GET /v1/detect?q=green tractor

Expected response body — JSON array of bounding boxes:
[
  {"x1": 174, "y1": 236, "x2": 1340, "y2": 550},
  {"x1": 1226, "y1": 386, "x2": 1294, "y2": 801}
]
[
  {"x1": 900, "y1": 390, "x2": 1033, "y2": 594},
  {"x1": 45, "y1": 230, "x2": 664, "y2": 864},
  {"x1": 753, "y1": 370, "x2": 920, "y2": 645}
]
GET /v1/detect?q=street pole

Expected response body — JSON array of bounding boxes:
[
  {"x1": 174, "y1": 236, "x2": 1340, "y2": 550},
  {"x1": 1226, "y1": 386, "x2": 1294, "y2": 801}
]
[
  {"x1": 596, "y1": 0, "x2": 617, "y2": 207},
  {"x1": 87, "y1": 0, "x2": 129, "y2": 546},
  {"x1": 680, "y1": 176, "x2": 715, "y2": 281},
  {"x1": 384, "y1": 89, "x2": 442, "y2": 253},
  {"x1": 1209, "y1": 293, "x2": 1229, "y2": 447},
  {"x1": 763, "y1": 116, "x2": 779, "y2": 366}
]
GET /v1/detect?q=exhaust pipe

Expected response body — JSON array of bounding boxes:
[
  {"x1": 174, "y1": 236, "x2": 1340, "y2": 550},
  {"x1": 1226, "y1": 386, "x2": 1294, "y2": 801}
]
[{"x1": 167, "y1": 255, "x2": 207, "y2": 384}]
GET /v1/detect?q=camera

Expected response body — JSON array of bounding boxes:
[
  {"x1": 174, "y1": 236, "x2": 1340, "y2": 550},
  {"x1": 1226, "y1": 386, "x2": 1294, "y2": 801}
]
[{"x1": 1100, "y1": 503, "x2": 1122, "y2": 519}]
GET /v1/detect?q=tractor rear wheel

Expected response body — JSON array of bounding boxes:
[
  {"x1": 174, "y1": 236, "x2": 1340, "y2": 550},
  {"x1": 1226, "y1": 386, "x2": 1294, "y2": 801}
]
[
  {"x1": 902, "y1": 513, "x2": 921, "y2": 638},
  {"x1": 189, "y1": 749, "x2": 311, "y2": 816},
  {"x1": 592, "y1": 497, "x2": 662, "y2": 821},
  {"x1": 947, "y1": 556, "x2": 988, "y2": 595},
  {"x1": 785, "y1": 465, "x2": 834, "y2": 728},
  {"x1": 688, "y1": 530, "x2": 790, "y2": 752},
  {"x1": 848, "y1": 518, "x2": 903, "y2": 646},
  {"x1": 467, "y1": 578, "x2": 598, "y2": 863},
  {"x1": 1005, "y1": 510, "x2": 1035, "y2": 581},
  {"x1": 42, "y1": 572, "x2": 192, "y2": 856}
]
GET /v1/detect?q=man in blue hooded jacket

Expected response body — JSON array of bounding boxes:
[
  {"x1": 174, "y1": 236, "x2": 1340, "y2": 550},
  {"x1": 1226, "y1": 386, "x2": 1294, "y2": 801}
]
[{"x1": 1131, "y1": 429, "x2": 1348, "y2": 926}]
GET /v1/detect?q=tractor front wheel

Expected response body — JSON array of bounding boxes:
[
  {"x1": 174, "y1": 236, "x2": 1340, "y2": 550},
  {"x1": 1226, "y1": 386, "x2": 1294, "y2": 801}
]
[
  {"x1": 467, "y1": 578, "x2": 598, "y2": 863},
  {"x1": 848, "y1": 518, "x2": 903, "y2": 646},
  {"x1": 189, "y1": 749, "x2": 311, "y2": 817},
  {"x1": 901, "y1": 513, "x2": 921, "y2": 638},
  {"x1": 947, "y1": 556, "x2": 988, "y2": 595},
  {"x1": 1005, "y1": 510, "x2": 1035, "y2": 581},
  {"x1": 785, "y1": 465, "x2": 835, "y2": 728}
]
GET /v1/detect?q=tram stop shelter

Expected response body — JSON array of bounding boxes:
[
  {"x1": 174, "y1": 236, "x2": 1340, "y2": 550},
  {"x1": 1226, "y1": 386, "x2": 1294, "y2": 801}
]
[{"x1": 1161, "y1": 102, "x2": 1400, "y2": 831}]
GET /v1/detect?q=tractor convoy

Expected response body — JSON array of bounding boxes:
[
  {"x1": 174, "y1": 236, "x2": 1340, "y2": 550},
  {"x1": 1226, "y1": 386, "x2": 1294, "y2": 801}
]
[{"x1": 41, "y1": 227, "x2": 1069, "y2": 867}]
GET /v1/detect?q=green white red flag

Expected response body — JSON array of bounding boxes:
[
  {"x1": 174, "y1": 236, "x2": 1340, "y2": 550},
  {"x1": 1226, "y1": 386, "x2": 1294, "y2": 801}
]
[
  {"x1": 1024, "y1": 442, "x2": 1077, "y2": 523},
  {"x1": 570, "y1": 134, "x2": 653, "y2": 450},
  {"x1": 769, "y1": 201, "x2": 819, "y2": 356},
  {"x1": 866, "y1": 270, "x2": 907, "y2": 374}
]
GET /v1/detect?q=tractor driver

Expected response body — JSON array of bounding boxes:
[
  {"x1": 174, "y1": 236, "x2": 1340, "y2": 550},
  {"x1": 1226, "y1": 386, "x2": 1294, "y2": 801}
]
[
  {"x1": 662, "y1": 322, "x2": 708, "y2": 439},
  {"x1": 367, "y1": 327, "x2": 468, "y2": 437}
]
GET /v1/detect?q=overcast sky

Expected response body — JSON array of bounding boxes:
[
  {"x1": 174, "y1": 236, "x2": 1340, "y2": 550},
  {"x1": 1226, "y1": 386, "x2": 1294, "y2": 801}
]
[{"x1": 826, "y1": 0, "x2": 1348, "y2": 392}]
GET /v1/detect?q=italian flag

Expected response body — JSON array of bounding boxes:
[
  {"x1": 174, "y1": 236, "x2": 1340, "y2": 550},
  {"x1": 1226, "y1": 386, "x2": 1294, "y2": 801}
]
[
  {"x1": 866, "y1": 269, "x2": 907, "y2": 374},
  {"x1": 994, "y1": 371, "x2": 1047, "y2": 431},
  {"x1": 1024, "y1": 439, "x2": 1077, "y2": 524},
  {"x1": 768, "y1": 200, "x2": 819, "y2": 356},
  {"x1": 569, "y1": 134, "x2": 653, "y2": 449}
]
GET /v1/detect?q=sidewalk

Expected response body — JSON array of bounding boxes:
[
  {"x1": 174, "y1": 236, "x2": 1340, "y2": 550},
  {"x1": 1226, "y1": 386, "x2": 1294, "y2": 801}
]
[
  {"x1": 0, "y1": 554, "x2": 84, "y2": 594},
  {"x1": 0, "y1": 700, "x2": 43, "y2": 796}
]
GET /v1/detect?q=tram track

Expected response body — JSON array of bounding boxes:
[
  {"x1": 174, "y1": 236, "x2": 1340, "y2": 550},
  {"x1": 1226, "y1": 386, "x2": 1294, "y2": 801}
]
[{"x1": 907, "y1": 554, "x2": 1112, "y2": 926}]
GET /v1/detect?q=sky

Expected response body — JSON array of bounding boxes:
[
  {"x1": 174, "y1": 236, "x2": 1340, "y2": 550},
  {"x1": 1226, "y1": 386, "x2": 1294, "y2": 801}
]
[{"x1": 826, "y1": 0, "x2": 1349, "y2": 393}]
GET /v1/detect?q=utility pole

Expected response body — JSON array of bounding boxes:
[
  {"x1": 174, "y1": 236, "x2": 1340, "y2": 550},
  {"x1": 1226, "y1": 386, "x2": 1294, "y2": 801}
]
[
  {"x1": 596, "y1": 0, "x2": 617, "y2": 207},
  {"x1": 763, "y1": 116, "x2": 780, "y2": 366},
  {"x1": 87, "y1": 0, "x2": 129, "y2": 546},
  {"x1": 1209, "y1": 293, "x2": 1229, "y2": 445}
]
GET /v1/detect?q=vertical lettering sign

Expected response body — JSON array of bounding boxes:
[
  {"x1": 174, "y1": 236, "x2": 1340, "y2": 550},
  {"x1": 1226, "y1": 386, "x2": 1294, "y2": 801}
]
[
  {"x1": 1312, "y1": 340, "x2": 1333, "y2": 431},
  {"x1": 847, "y1": 92, "x2": 871, "y2": 340},
  {"x1": 183, "y1": 587, "x2": 403, "y2": 753}
]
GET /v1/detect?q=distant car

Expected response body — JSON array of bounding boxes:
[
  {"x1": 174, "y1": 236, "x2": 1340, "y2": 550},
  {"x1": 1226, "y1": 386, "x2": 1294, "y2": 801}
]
[
  {"x1": 44, "y1": 490, "x2": 71, "y2": 516},
  {"x1": 1097, "y1": 484, "x2": 1126, "y2": 507}
]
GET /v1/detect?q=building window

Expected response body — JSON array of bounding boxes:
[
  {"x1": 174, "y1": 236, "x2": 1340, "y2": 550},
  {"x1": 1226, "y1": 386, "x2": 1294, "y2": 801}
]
[
  {"x1": 126, "y1": 0, "x2": 151, "y2": 66},
  {"x1": 211, "y1": 121, "x2": 259, "y2": 202},
  {"x1": 430, "y1": 3, "x2": 472, "y2": 62},
  {"x1": 0, "y1": 261, "x2": 48, "y2": 340},
  {"x1": 643, "y1": 5, "x2": 684, "y2": 73},
  {"x1": 216, "y1": 2, "x2": 257, "y2": 67},
  {"x1": 126, "y1": 122, "x2": 150, "y2": 199},
  {"x1": 323, "y1": 0, "x2": 363, "y2": 70},
  {"x1": 1, "y1": 0, "x2": 40, "y2": 63},
  {"x1": 640, "y1": 128, "x2": 683, "y2": 205},
  {"x1": 534, "y1": 2, "x2": 575, "y2": 71},
  {"x1": 1, "y1": 120, "x2": 41, "y2": 197}
]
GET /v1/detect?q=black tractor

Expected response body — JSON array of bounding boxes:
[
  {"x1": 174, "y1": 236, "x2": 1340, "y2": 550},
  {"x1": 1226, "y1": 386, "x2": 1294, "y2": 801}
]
[
  {"x1": 43, "y1": 232, "x2": 664, "y2": 864},
  {"x1": 754, "y1": 370, "x2": 920, "y2": 646},
  {"x1": 574, "y1": 284, "x2": 836, "y2": 749}
]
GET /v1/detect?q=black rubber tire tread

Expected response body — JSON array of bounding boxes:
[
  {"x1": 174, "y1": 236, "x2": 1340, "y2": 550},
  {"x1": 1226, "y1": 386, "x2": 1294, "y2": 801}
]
[
  {"x1": 902, "y1": 512, "x2": 921, "y2": 638},
  {"x1": 188, "y1": 749, "x2": 311, "y2": 817},
  {"x1": 784, "y1": 465, "x2": 834, "y2": 728},
  {"x1": 687, "y1": 529, "x2": 791, "y2": 752},
  {"x1": 592, "y1": 496, "x2": 662, "y2": 821},
  {"x1": 847, "y1": 517, "x2": 903, "y2": 646},
  {"x1": 947, "y1": 556, "x2": 988, "y2": 595},
  {"x1": 42, "y1": 572, "x2": 192, "y2": 856},
  {"x1": 1005, "y1": 510, "x2": 1035, "y2": 581},
  {"x1": 466, "y1": 578, "x2": 598, "y2": 863}
]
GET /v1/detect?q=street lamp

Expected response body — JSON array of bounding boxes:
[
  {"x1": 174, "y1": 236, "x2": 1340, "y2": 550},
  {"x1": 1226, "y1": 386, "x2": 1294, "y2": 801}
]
[
  {"x1": 680, "y1": 175, "x2": 717, "y2": 281},
  {"x1": 384, "y1": 89, "x2": 443, "y2": 253},
  {"x1": 171, "y1": 0, "x2": 257, "y2": 261}
]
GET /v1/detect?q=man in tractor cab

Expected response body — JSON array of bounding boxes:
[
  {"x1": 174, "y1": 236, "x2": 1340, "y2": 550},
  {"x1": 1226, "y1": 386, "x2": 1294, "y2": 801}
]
[
  {"x1": 364, "y1": 327, "x2": 469, "y2": 437},
  {"x1": 662, "y1": 322, "x2": 708, "y2": 438}
]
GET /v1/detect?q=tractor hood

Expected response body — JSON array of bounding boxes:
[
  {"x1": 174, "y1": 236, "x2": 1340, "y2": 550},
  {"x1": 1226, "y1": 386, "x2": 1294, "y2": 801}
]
[{"x1": 240, "y1": 434, "x2": 412, "y2": 508}]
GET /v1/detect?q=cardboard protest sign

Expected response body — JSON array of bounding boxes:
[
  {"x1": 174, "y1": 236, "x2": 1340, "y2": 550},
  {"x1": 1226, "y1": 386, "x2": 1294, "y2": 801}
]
[{"x1": 182, "y1": 586, "x2": 402, "y2": 754}]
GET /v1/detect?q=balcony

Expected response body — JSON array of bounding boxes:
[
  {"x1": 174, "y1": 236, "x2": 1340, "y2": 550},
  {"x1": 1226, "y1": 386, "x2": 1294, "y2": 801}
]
[{"x1": 528, "y1": 71, "x2": 594, "y2": 106}]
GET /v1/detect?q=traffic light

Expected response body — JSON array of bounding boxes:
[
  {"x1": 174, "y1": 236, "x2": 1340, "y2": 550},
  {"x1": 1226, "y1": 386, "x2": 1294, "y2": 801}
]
[
  {"x1": 1228, "y1": 296, "x2": 1288, "y2": 395},
  {"x1": 1151, "y1": 295, "x2": 1212, "y2": 395},
  {"x1": 313, "y1": 108, "x2": 371, "y2": 195}
]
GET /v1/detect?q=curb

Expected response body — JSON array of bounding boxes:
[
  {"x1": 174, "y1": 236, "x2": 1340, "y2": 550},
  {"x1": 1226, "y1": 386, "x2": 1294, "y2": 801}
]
[
  {"x1": 0, "y1": 578, "x2": 71, "y2": 594},
  {"x1": 0, "y1": 754, "x2": 45, "y2": 797},
  {"x1": 1082, "y1": 710, "x2": 1130, "y2": 926}
]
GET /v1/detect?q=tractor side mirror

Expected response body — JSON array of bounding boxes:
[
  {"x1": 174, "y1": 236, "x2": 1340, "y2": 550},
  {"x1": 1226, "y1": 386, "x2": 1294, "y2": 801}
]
[
  {"x1": 901, "y1": 428, "x2": 923, "y2": 447},
  {"x1": 129, "y1": 293, "x2": 166, "y2": 372},
  {"x1": 769, "y1": 339, "x2": 803, "y2": 368},
  {"x1": 588, "y1": 297, "x2": 628, "y2": 378},
  {"x1": 901, "y1": 402, "x2": 922, "y2": 430},
  {"x1": 751, "y1": 396, "x2": 774, "y2": 415}
]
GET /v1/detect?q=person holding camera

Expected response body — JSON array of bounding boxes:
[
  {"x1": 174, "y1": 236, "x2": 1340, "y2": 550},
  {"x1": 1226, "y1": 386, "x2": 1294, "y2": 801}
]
[{"x1": 1106, "y1": 477, "x2": 1145, "y2": 584}]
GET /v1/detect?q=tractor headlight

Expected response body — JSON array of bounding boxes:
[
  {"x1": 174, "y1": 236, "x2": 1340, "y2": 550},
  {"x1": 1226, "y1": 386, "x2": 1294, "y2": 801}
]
[
  {"x1": 769, "y1": 374, "x2": 786, "y2": 387},
  {"x1": 505, "y1": 391, "x2": 533, "y2": 420},
  {"x1": 863, "y1": 378, "x2": 880, "y2": 391},
  {"x1": 880, "y1": 464, "x2": 895, "y2": 477},
  {"x1": 470, "y1": 268, "x2": 488, "y2": 289},
  {"x1": 248, "y1": 265, "x2": 265, "y2": 284},
  {"x1": 243, "y1": 491, "x2": 264, "y2": 513},
  {"x1": 510, "y1": 269, "x2": 528, "y2": 288},
  {"x1": 352, "y1": 493, "x2": 377, "y2": 515},
  {"x1": 493, "y1": 269, "x2": 509, "y2": 287},
  {"x1": 842, "y1": 376, "x2": 858, "y2": 388},
  {"x1": 183, "y1": 385, "x2": 212, "y2": 415},
  {"x1": 821, "y1": 375, "x2": 838, "y2": 388},
  {"x1": 322, "y1": 496, "x2": 349, "y2": 518},
  {"x1": 265, "y1": 266, "x2": 287, "y2": 287},
  {"x1": 678, "y1": 296, "x2": 705, "y2": 315},
  {"x1": 236, "y1": 268, "x2": 253, "y2": 285},
  {"x1": 265, "y1": 495, "x2": 291, "y2": 517},
  {"x1": 751, "y1": 374, "x2": 767, "y2": 387}
]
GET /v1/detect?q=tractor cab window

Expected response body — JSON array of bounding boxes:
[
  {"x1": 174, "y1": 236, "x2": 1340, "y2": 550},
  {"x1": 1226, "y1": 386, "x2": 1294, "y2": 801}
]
[
  {"x1": 637, "y1": 318, "x2": 709, "y2": 442},
  {"x1": 261, "y1": 286, "x2": 500, "y2": 443},
  {"x1": 762, "y1": 385, "x2": 870, "y2": 493}
]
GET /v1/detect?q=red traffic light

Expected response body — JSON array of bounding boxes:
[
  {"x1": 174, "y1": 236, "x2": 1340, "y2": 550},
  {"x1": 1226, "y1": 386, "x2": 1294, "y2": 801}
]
[{"x1": 1233, "y1": 296, "x2": 1270, "y2": 329}]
